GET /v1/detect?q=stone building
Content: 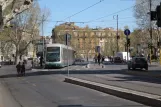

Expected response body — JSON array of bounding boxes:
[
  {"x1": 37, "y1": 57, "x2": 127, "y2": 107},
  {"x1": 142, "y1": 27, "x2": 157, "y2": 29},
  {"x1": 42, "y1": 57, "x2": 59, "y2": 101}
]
[{"x1": 52, "y1": 22, "x2": 126, "y2": 59}]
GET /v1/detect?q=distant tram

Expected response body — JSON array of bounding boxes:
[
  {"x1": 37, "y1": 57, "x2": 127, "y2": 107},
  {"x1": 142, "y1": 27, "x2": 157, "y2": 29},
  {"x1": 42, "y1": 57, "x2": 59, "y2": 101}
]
[{"x1": 45, "y1": 43, "x2": 75, "y2": 68}]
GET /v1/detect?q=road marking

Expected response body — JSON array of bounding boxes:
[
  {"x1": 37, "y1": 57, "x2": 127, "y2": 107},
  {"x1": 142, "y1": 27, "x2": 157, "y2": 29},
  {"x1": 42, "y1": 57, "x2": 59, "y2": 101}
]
[
  {"x1": 32, "y1": 84, "x2": 36, "y2": 86},
  {"x1": 26, "y1": 81, "x2": 30, "y2": 83}
]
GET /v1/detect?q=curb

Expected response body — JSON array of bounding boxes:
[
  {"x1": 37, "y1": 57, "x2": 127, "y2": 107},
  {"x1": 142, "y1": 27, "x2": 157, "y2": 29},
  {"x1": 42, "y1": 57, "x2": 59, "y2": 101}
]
[{"x1": 64, "y1": 77, "x2": 161, "y2": 107}]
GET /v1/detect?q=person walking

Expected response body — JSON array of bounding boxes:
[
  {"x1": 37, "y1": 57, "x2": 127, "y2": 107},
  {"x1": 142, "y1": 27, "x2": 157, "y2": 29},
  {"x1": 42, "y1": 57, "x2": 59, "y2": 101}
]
[
  {"x1": 97, "y1": 53, "x2": 101, "y2": 65},
  {"x1": 21, "y1": 62, "x2": 26, "y2": 76},
  {"x1": 94, "y1": 55, "x2": 97, "y2": 63},
  {"x1": 16, "y1": 62, "x2": 21, "y2": 76},
  {"x1": 40, "y1": 55, "x2": 43, "y2": 67},
  {"x1": 101, "y1": 56, "x2": 105, "y2": 63}
]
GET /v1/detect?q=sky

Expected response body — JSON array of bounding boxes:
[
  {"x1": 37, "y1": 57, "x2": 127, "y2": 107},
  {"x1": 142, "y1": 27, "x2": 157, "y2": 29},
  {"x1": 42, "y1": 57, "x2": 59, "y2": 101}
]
[{"x1": 38, "y1": 0, "x2": 137, "y2": 36}]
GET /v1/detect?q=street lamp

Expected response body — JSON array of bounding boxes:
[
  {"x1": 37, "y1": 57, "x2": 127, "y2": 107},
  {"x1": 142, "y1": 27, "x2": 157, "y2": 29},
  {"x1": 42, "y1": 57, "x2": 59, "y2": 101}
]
[{"x1": 113, "y1": 15, "x2": 119, "y2": 52}]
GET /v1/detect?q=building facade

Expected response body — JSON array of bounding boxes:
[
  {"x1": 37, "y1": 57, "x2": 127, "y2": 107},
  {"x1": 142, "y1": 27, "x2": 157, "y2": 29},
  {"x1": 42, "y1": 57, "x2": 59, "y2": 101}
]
[{"x1": 52, "y1": 23, "x2": 126, "y2": 59}]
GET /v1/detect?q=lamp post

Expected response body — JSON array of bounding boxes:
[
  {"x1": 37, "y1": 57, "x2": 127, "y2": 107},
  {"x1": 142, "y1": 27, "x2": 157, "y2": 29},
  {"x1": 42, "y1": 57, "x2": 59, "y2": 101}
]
[
  {"x1": 113, "y1": 15, "x2": 119, "y2": 52},
  {"x1": 149, "y1": 0, "x2": 152, "y2": 64}
]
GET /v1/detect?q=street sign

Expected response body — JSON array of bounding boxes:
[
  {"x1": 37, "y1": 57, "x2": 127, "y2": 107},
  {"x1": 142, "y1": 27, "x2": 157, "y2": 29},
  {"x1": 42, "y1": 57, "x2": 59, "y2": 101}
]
[{"x1": 124, "y1": 29, "x2": 131, "y2": 36}]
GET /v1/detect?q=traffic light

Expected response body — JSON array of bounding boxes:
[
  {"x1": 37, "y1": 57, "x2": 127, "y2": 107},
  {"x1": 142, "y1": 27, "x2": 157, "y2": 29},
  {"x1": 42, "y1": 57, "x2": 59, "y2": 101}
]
[
  {"x1": 156, "y1": 5, "x2": 161, "y2": 27},
  {"x1": 117, "y1": 35, "x2": 120, "y2": 39},
  {"x1": 151, "y1": 11, "x2": 157, "y2": 21}
]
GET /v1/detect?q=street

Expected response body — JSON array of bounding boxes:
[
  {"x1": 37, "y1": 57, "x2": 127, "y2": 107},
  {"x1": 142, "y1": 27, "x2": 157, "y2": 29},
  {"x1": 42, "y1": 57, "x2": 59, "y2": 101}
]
[
  {"x1": 0, "y1": 65, "x2": 149, "y2": 107},
  {"x1": 1, "y1": 0, "x2": 161, "y2": 107}
]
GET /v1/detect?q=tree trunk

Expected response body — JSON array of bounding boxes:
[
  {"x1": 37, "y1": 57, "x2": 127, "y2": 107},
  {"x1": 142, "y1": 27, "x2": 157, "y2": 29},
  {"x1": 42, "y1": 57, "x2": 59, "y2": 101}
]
[
  {"x1": 15, "y1": 53, "x2": 20, "y2": 65},
  {"x1": 15, "y1": 45, "x2": 20, "y2": 65}
]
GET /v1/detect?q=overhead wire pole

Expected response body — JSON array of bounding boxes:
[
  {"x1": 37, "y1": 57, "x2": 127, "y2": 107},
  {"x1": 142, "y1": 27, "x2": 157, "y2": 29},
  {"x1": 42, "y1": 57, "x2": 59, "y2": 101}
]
[
  {"x1": 117, "y1": 15, "x2": 119, "y2": 52},
  {"x1": 42, "y1": 14, "x2": 45, "y2": 67},
  {"x1": 113, "y1": 15, "x2": 119, "y2": 52},
  {"x1": 67, "y1": 18, "x2": 70, "y2": 77},
  {"x1": 150, "y1": 0, "x2": 152, "y2": 65}
]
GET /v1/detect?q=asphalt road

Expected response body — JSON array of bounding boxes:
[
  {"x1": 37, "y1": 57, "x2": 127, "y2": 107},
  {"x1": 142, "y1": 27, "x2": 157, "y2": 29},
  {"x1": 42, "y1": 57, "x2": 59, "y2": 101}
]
[
  {"x1": 0, "y1": 65, "x2": 148, "y2": 107},
  {"x1": 69, "y1": 62, "x2": 161, "y2": 96}
]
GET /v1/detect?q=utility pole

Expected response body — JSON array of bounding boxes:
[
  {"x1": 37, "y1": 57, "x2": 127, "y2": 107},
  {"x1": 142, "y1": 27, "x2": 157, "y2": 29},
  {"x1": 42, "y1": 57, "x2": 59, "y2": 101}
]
[
  {"x1": 117, "y1": 15, "x2": 119, "y2": 52},
  {"x1": 149, "y1": 0, "x2": 152, "y2": 64},
  {"x1": 113, "y1": 15, "x2": 119, "y2": 52},
  {"x1": 42, "y1": 14, "x2": 45, "y2": 66}
]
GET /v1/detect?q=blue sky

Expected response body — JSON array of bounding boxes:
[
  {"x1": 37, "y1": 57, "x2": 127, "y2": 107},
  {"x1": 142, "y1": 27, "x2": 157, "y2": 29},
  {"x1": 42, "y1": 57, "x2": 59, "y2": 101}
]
[{"x1": 38, "y1": 0, "x2": 136, "y2": 36}]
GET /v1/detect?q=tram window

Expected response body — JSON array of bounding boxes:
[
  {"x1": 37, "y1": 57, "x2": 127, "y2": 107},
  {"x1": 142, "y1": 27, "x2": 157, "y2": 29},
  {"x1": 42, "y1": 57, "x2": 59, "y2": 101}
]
[{"x1": 47, "y1": 47, "x2": 60, "y2": 52}]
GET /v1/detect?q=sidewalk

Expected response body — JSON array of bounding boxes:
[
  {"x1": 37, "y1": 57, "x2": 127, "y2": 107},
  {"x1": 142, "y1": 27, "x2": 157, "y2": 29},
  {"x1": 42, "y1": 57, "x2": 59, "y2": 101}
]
[{"x1": 0, "y1": 80, "x2": 21, "y2": 107}]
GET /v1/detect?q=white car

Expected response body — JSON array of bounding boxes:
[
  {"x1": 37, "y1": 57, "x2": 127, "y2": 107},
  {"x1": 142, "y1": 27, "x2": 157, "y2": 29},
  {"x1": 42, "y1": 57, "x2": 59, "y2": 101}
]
[{"x1": 104, "y1": 58, "x2": 110, "y2": 62}]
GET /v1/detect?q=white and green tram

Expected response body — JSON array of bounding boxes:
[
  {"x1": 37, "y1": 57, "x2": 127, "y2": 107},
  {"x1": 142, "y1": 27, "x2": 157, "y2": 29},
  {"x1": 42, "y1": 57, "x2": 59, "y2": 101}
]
[{"x1": 45, "y1": 43, "x2": 75, "y2": 68}]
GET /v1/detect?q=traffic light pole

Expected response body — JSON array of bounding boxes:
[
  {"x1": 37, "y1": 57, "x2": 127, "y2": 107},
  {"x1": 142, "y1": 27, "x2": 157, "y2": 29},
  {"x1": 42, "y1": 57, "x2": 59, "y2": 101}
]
[
  {"x1": 42, "y1": 15, "x2": 45, "y2": 67},
  {"x1": 126, "y1": 37, "x2": 129, "y2": 62},
  {"x1": 113, "y1": 15, "x2": 119, "y2": 52},
  {"x1": 117, "y1": 15, "x2": 119, "y2": 52},
  {"x1": 150, "y1": 0, "x2": 152, "y2": 64}
]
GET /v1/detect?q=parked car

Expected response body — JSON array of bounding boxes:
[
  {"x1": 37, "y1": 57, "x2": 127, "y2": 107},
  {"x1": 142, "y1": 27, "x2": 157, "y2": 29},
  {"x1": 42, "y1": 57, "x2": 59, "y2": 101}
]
[
  {"x1": 114, "y1": 57, "x2": 123, "y2": 63},
  {"x1": 75, "y1": 58, "x2": 85, "y2": 62},
  {"x1": 128, "y1": 57, "x2": 148, "y2": 70},
  {"x1": 104, "y1": 57, "x2": 110, "y2": 62}
]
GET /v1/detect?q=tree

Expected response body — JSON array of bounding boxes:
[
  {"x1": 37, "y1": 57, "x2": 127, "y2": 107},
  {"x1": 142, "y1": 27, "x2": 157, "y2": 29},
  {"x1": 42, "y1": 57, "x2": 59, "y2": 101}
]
[
  {"x1": 0, "y1": 1, "x2": 49, "y2": 64},
  {"x1": 134, "y1": 0, "x2": 161, "y2": 56},
  {"x1": 134, "y1": 0, "x2": 160, "y2": 29},
  {"x1": 1, "y1": 0, "x2": 34, "y2": 28}
]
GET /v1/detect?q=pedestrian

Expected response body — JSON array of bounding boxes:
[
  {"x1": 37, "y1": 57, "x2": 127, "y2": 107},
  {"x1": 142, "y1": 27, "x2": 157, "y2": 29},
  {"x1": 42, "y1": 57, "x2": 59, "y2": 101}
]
[
  {"x1": 102, "y1": 56, "x2": 105, "y2": 63},
  {"x1": 21, "y1": 62, "x2": 26, "y2": 76},
  {"x1": 40, "y1": 55, "x2": 43, "y2": 67},
  {"x1": 16, "y1": 62, "x2": 21, "y2": 76},
  {"x1": 147, "y1": 54, "x2": 150, "y2": 63},
  {"x1": 31, "y1": 59, "x2": 34, "y2": 68},
  {"x1": 97, "y1": 53, "x2": 101, "y2": 65},
  {"x1": 94, "y1": 55, "x2": 97, "y2": 63}
]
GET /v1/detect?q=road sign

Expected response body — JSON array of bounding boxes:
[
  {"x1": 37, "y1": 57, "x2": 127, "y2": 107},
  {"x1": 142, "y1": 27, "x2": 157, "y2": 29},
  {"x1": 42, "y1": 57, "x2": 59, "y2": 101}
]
[{"x1": 124, "y1": 29, "x2": 131, "y2": 36}]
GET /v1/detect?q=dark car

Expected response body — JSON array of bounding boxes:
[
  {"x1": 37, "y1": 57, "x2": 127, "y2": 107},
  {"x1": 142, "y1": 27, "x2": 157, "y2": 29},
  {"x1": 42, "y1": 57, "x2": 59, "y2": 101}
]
[
  {"x1": 75, "y1": 58, "x2": 85, "y2": 62},
  {"x1": 114, "y1": 57, "x2": 123, "y2": 63},
  {"x1": 128, "y1": 57, "x2": 148, "y2": 70}
]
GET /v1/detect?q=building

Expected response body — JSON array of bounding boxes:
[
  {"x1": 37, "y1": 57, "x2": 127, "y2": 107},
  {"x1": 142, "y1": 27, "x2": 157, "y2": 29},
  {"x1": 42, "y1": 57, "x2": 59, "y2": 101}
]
[{"x1": 52, "y1": 23, "x2": 126, "y2": 59}]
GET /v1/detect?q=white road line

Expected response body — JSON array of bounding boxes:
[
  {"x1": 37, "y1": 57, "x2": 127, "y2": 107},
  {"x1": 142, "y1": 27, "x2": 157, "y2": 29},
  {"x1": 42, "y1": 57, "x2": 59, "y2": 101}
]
[{"x1": 32, "y1": 84, "x2": 36, "y2": 87}]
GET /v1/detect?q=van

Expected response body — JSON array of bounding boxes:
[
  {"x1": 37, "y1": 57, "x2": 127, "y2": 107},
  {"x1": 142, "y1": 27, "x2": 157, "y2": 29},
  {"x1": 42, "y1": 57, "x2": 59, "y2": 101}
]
[{"x1": 115, "y1": 52, "x2": 131, "y2": 62}]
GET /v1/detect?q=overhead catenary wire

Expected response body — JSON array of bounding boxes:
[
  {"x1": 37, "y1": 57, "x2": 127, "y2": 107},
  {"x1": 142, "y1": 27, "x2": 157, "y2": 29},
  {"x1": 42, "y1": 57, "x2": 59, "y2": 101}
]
[
  {"x1": 43, "y1": 17, "x2": 136, "y2": 24},
  {"x1": 50, "y1": 0, "x2": 156, "y2": 31},
  {"x1": 86, "y1": 0, "x2": 150, "y2": 23},
  {"x1": 53, "y1": 1, "x2": 150, "y2": 25},
  {"x1": 62, "y1": 0, "x2": 105, "y2": 21}
]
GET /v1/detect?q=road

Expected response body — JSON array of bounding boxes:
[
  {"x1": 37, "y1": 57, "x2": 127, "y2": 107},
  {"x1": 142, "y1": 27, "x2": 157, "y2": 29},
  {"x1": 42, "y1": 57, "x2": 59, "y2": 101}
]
[
  {"x1": 0, "y1": 65, "x2": 148, "y2": 107},
  {"x1": 69, "y1": 61, "x2": 161, "y2": 96}
]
